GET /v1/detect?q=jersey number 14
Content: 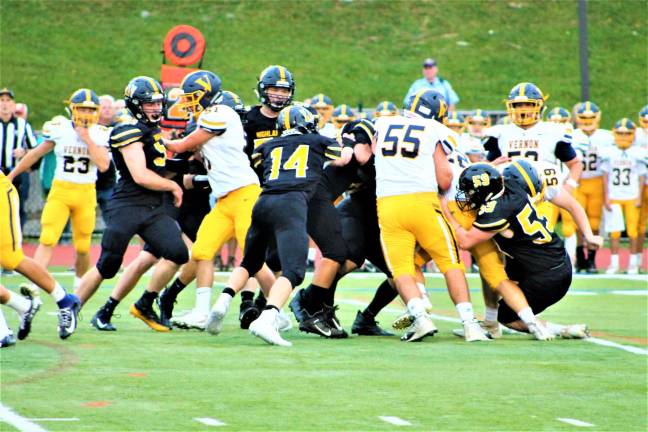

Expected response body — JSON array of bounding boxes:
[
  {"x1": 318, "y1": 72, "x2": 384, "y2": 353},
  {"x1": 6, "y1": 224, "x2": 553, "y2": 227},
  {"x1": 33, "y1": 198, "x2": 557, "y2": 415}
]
[{"x1": 269, "y1": 145, "x2": 310, "y2": 180}]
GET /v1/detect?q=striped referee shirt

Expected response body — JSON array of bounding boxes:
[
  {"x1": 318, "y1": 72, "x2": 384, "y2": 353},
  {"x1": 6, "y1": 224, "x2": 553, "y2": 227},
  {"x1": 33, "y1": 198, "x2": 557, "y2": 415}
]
[{"x1": 1, "y1": 116, "x2": 37, "y2": 173}]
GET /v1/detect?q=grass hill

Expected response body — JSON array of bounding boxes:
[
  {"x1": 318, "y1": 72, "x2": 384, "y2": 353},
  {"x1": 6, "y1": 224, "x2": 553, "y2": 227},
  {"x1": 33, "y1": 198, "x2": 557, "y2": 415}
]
[{"x1": 1, "y1": 0, "x2": 646, "y2": 128}]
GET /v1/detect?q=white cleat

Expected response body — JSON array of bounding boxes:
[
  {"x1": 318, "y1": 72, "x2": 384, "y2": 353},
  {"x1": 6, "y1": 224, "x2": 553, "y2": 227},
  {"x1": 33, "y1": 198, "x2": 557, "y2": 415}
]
[
  {"x1": 250, "y1": 312, "x2": 292, "y2": 347},
  {"x1": 421, "y1": 295, "x2": 433, "y2": 314},
  {"x1": 171, "y1": 309, "x2": 208, "y2": 330},
  {"x1": 605, "y1": 266, "x2": 618, "y2": 275},
  {"x1": 276, "y1": 309, "x2": 293, "y2": 332},
  {"x1": 400, "y1": 316, "x2": 438, "y2": 342},
  {"x1": 392, "y1": 311, "x2": 415, "y2": 330},
  {"x1": 462, "y1": 319, "x2": 492, "y2": 342},
  {"x1": 205, "y1": 295, "x2": 231, "y2": 335},
  {"x1": 452, "y1": 320, "x2": 501, "y2": 339},
  {"x1": 528, "y1": 321, "x2": 555, "y2": 341},
  {"x1": 559, "y1": 324, "x2": 590, "y2": 339},
  {"x1": 627, "y1": 265, "x2": 639, "y2": 275}
]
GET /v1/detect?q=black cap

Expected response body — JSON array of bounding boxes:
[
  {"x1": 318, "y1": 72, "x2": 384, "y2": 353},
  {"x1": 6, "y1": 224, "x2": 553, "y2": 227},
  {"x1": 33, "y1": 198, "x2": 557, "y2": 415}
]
[
  {"x1": 422, "y1": 58, "x2": 437, "y2": 68},
  {"x1": 0, "y1": 87, "x2": 14, "y2": 99}
]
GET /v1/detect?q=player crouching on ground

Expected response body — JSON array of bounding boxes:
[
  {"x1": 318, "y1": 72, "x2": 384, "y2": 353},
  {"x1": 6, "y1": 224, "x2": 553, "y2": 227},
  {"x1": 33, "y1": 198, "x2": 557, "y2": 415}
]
[{"x1": 448, "y1": 160, "x2": 601, "y2": 339}]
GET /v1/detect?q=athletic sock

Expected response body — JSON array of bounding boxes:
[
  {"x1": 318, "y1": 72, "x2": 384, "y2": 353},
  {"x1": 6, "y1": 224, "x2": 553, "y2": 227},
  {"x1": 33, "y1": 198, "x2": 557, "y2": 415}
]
[
  {"x1": 629, "y1": 253, "x2": 640, "y2": 268},
  {"x1": 545, "y1": 321, "x2": 565, "y2": 336},
  {"x1": 103, "y1": 297, "x2": 120, "y2": 318},
  {"x1": 588, "y1": 248, "x2": 598, "y2": 267},
  {"x1": 484, "y1": 306, "x2": 499, "y2": 323},
  {"x1": 222, "y1": 287, "x2": 236, "y2": 297},
  {"x1": 406, "y1": 297, "x2": 426, "y2": 319},
  {"x1": 240, "y1": 291, "x2": 254, "y2": 302},
  {"x1": 166, "y1": 277, "x2": 187, "y2": 301},
  {"x1": 324, "y1": 274, "x2": 341, "y2": 306},
  {"x1": 564, "y1": 235, "x2": 577, "y2": 262},
  {"x1": 516, "y1": 306, "x2": 537, "y2": 326},
  {"x1": 610, "y1": 254, "x2": 619, "y2": 269},
  {"x1": 195, "y1": 287, "x2": 212, "y2": 316},
  {"x1": 455, "y1": 302, "x2": 475, "y2": 323},
  {"x1": 305, "y1": 284, "x2": 328, "y2": 314},
  {"x1": 0, "y1": 310, "x2": 10, "y2": 338},
  {"x1": 264, "y1": 304, "x2": 279, "y2": 312},
  {"x1": 576, "y1": 245, "x2": 586, "y2": 268},
  {"x1": 73, "y1": 276, "x2": 82, "y2": 290},
  {"x1": 137, "y1": 290, "x2": 158, "y2": 308},
  {"x1": 365, "y1": 279, "x2": 397, "y2": 317},
  {"x1": 254, "y1": 290, "x2": 267, "y2": 308},
  {"x1": 51, "y1": 282, "x2": 67, "y2": 304},
  {"x1": 5, "y1": 291, "x2": 31, "y2": 315}
]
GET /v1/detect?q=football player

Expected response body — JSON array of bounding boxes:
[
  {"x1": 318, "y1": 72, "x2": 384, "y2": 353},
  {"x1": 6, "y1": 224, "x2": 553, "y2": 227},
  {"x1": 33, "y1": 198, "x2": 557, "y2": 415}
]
[
  {"x1": 374, "y1": 101, "x2": 398, "y2": 118},
  {"x1": 572, "y1": 101, "x2": 614, "y2": 272},
  {"x1": 8, "y1": 89, "x2": 111, "y2": 287},
  {"x1": 443, "y1": 110, "x2": 464, "y2": 135},
  {"x1": 310, "y1": 93, "x2": 337, "y2": 138},
  {"x1": 546, "y1": 107, "x2": 572, "y2": 124},
  {"x1": 459, "y1": 109, "x2": 489, "y2": 162},
  {"x1": 373, "y1": 89, "x2": 489, "y2": 342},
  {"x1": 331, "y1": 104, "x2": 356, "y2": 130},
  {"x1": 0, "y1": 171, "x2": 80, "y2": 339},
  {"x1": 450, "y1": 160, "x2": 600, "y2": 338},
  {"x1": 0, "y1": 284, "x2": 41, "y2": 345},
  {"x1": 601, "y1": 119, "x2": 646, "y2": 274},
  {"x1": 207, "y1": 106, "x2": 350, "y2": 346},
  {"x1": 635, "y1": 106, "x2": 648, "y2": 271},
  {"x1": 74, "y1": 76, "x2": 188, "y2": 338}
]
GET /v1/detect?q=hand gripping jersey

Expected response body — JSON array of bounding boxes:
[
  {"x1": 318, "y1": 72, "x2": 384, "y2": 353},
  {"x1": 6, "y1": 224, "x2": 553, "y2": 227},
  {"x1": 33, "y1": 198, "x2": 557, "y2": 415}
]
[
  {"x1": 600, "y1": 145, "x2": 646, "y2": 200},
  {"x1": 42, "y1": 117, "x2": 110, "y2": 184},
  {"x1": 572, "y1": 128, "x2": 614, "y2": 179},
  {"x1": 196, "y1": 104, "x2": 259, "y2": 198},
  {"x1": 445, "y1": 150, "x2": 470, "y2": 201},
  {"x1": 484, "y1": 121, "x2": 574, "y2": 164},
  {"x1": 374, "y1": 114, "x2": 456, "y2": 198}
]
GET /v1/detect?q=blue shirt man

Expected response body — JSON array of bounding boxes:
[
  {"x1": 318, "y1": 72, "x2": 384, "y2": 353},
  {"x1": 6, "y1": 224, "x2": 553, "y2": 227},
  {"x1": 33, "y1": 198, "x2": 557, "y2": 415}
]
[{"x1": 403, "y1": 58, "x2": 459, "y2": 109}]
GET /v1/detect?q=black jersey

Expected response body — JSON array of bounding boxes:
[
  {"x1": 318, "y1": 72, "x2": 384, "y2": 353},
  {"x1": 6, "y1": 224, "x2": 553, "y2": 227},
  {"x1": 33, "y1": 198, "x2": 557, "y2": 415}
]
[
  {"x1": 244, "y1": 105, "x2": 280, "y2": 157},
  {"x1": 473, "y1": 180, "x2": 565, "y2": 273},
  {"x1": 109, "y1": 117, "x2": 168, "y2": 208},
  {"x1": 252, "y1": 132, "x2": 342, "y2": 198}
]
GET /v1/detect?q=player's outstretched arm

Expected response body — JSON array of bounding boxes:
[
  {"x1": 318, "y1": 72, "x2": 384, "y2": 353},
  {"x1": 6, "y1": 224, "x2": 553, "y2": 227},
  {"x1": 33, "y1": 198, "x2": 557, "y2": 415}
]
[
  {"x1": 164, "y1": 128, "x2": 215, "y2": 154},
  {"x1": 549, "y1": 187, "x2": 602, "y2": 249},
  {"x1": 75, "y1": 125, "x2": 110, "y2": 172},
  {"x1": 121, "y1": 142, "x2": 183, "y2": 207},
  {"x1": 434, "y1": 142, "x2": 453, "y2": 191},
  {"x1": 7, "y1": 140, "x2": 55, "y2": 181}
]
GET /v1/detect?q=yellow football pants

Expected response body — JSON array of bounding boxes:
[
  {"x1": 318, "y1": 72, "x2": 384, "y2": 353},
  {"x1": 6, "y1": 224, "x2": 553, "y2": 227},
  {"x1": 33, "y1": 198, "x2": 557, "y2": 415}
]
[
  {"x1": 0, "y1": 173, "x2": 24, "y2": 270},
  {"x1": 377, "y1": 192, "x2": 464, "y2": 278},
  {"x1": 610, "y1": 199, "x2": 640, "y2": 239},
  {"x1": 576, "y1": 177, "x2": 603, "y2": 232},
  {"x1": 639, "y1": 184, "x2": 648, "y2": 236},
  {"x1": 543, "y1": 200, "x2": 577, "y2": 238},
  {"x1": 40, "y1": 180, "x2": 96, "y2": 254},
  {"x1": 191, "y1": 184, "x2": 261, "y2": 261}
]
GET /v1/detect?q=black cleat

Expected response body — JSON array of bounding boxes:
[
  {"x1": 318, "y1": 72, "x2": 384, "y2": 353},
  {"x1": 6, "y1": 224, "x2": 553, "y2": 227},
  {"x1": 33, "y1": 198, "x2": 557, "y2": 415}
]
[
  {"x1": 58, "y1": 294, "x2": 81, "y2": 340},
  {"x1": 289, "y1": 289, "x2": 307, "y2": 323},
  {"x1": 254, "y1": 292, "x2": 267, "y2": 310},
  {"x1": 91, "y1": 307, "x2": 116, "y2": 331},
  {"x1": 351, "y1": 310, "x2": 394, "y2": 336},
  {"x1": 299, "y1": 309, "x2": 336, "y2": 338},
  {"x1": 130, "y1": 302, "x2": 170, "y2": 332},
  {"x1": 0, "y1": 332, "x2": 16, "y2": 348},
  {"x1": 239, "y1": 300, "x2": 259, "y2": 330},
  {"x1": 323, "y1": 304, "x2": 348, "y2": 339},
  {"x1": 157, "y1": 289, "x2": 176, "y2": 329},
  {"x1": 17, "y1": 289, "x2": 42, "y2": 340}
]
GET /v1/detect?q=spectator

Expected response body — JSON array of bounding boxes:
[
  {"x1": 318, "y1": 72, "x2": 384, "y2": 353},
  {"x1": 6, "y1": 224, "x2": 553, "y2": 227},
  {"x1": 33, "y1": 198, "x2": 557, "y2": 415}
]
[
  {"x1": 96, "y1": 94, "x2": 117, "y2": 216},
  {"x1": 403, "y1": 58, "x2": 459, "y2": 110},
  {"x1": 0, "y1": 88, "x2": 37, "y2": 229}
]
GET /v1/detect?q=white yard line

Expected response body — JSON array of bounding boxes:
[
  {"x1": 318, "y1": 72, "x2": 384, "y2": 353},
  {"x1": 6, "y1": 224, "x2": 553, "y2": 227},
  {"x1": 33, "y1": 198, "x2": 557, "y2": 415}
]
[
  {"x1": 611, "y1": 290, "x2": 648, "y2": 296},
  {"x1": 0, "y1": 403, "x2": 47, "y2": 432},
  {"x1": 337, "y1": 299, "x2": 648, "y2": 356},
  {"x1": 378, "y1": 416, "x2": 412, "y2": 426},
  {"x1": 557, "y1": 418, "x2": 595, "y2": 427},
  {"x1": 29, "y1": 418, "x2": 79, "y2": 422},
  {"x1": 194, "y1": 417, "x2": 226, "y2": 427}
]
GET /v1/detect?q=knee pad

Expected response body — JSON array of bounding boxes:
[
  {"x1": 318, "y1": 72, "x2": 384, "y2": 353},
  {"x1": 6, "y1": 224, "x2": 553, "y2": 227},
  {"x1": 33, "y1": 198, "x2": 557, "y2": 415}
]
[
  {"x1": 626, "y1": 226, "x2": 638, "y2": 239},
  {"x1": 165, "y1": 246, "x2": 189, "y2": 266},
  {"x1": 73, "y1": 233, "x2": 92, "y2": 255},
  {"x1": 0, "y1": 248, "x2": 24, "y2": 271},
  {"x1": 282, "y1": 269, "x2": 305, "y2": 288},
  {"x1": 321, "y1": 249, "x2": 347, "y2": 266},
  {"x1": 39, "y1": 226, "x2": 59, "y2": 247},
  {"x1": 97, "y1": 250, "x2": 122, "y2": 279},
  {"x1": 610, "y1": 231, "x2": 621, "y2": 240},
  {"x1": 590, "y1": 216, "x2": 601, "y2": 233}
]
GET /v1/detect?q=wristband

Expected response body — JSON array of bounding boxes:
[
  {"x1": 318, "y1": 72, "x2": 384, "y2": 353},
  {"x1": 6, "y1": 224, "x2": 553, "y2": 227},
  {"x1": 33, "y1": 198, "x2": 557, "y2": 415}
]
[{"x1": 566, "y1": 178, "x2": 579, "y2": 188}]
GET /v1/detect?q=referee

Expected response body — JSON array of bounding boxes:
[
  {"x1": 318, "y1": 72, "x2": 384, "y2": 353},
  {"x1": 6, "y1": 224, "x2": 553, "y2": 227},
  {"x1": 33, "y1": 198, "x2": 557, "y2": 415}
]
[{"x1": 0, "y1": 88, "x2": 38, "y2": 228}]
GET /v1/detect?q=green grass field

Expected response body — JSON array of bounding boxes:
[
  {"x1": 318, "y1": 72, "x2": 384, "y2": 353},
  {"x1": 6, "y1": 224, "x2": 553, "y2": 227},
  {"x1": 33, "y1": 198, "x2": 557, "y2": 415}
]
[
  {"x1": 1, "y1": 0, "x2": 646, "y2": 128},
  {"x1": 1, "y1": 270, "x2": 646, "y2": 431}
]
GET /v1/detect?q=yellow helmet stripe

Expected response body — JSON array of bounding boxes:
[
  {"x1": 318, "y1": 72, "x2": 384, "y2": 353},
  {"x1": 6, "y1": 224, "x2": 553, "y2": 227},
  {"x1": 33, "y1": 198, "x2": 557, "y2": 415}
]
[
  {"x1": 439, "y1": 101, "x2": 447, "y2": 119},
  {"x1": 279, "y1": 66, "x2": 286, "y2": 81},
  {"x1": 84, "y1": 89, "x2": 91, "y2": 102},
  {"x1": 383, "y1": 101, "x2": 388, "y2": 112},
  {"x1": 411, "y1": 89, "x2": 426, "y2": 112},
  {"x1": 519, "y1": 84, "x2": 526, "y2": 97},
  {"x1": 512, "y1": 161, "x2": 536, "y2": 197},
  {"x1": 585, "y1": 101, "x2": 591, "y2": 113},
  {"x1": 146, "y1": 77, "x2": 161, "y2": 93},
  {"x1": 284, "y1": 109, "x2": 292, "y2": 130}
]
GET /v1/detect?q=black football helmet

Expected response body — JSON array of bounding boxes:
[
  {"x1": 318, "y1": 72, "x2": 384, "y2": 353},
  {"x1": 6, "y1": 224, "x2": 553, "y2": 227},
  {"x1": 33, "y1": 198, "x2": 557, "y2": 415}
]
[
  {"x1": 341, "y1": 119, "x2": 375, "y2": 144},
  {"x1": 503, "y1": 159, "x2": 543, "y2": 198},
  {"x1": 456, "y1": 163, "x2": 504, "y2": 211},
  {"x1": 67, "y1": 88, "x2": 100, "y2": 127},
  {"x1": 256, "y1": 65, "x2": 295, "y2": 111},
  {"x1": 124, "y1": 76, "x2": 166, "y2": 125},
  {"x1": 404, "y1": 89, "x2": 447, "y2": 122},
  {"x1": 220, "y1": 90, "x2": 247, "y2": 123},
  {"x1": 178, "y1": 70, "x2": 223, "y2": 115},
  {"x1": 277, "y1": 105, "x2": 318, "y2": 135}
]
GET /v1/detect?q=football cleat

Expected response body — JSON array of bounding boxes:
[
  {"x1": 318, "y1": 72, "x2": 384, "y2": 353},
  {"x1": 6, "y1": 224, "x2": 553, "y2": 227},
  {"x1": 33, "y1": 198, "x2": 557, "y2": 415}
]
[
  {"x1": 452, "y1": 320, "x2": 501, "y2": 339},
  {"x1": 239, "y1": 300, "x2": 260, "y2": 330},
  {"x1": 58, "y1": 294, "x2": 81, "y2": 340},
  {"x1": 157, "y1": 289, "x2": 176, "y2": 329},
  {"x1": 392, "y1": 311, "x2": 415, "y2": 330},
  {"x1": 276, "y1": 309, "x2": 293, "y2": 332},
  {"x1": 351, "y1": 310, "x2": 394, "y2": 336},
  {"x1": 0, "y1": 332, "x2": 16, "y2": 348},
  {"x1": 323, "y1": 304, "x2": 348, "y2": 339},
  {"x1": 130, "y1": 302, "x2": 170, "y2": 332},
  {"x1": 559, "y1": 324, "x2": 590, "y2": 339},
  {"x1": 249, "y1": 311, "x2": 292, "y2": 347},
  {"x1": 289, "y1": 289, "x2": 307, "y2": 323},
  {"x1": 90, "y1": 306, "x2": 116, "y2": 332},
  {"x1": 400, "y1": 316, "x2": 438, "y2": 342},
  {"x1": 171, "y1": 309, "x2": 207, "y2": 330},
  {"x1": 206, "y1": 295, "x2": 232, "y2": 335},
  {"x1": 17, "y1": 288, "x2": 42, "y2": 340},
  {"x1": 605, "y1": 265, "x2": 618, "y2": 275},
  {"x1": 528, "y1": 321, "x2": 555, "y2": 341},
  {"x1": 462, "y1": 319, "x2": 492, "y2": 342},
  {"x1": 299, "y1": 309, "x2": 335, "y2": 338},
  {"x1": 627, "y1": 265, "x2": 639, "y2": 275}
]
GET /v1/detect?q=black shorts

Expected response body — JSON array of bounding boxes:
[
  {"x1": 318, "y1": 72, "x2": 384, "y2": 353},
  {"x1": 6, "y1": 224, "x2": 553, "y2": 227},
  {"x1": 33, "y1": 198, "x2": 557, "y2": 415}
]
[
  {"x1": 337, "y1": 192, "x2": 391, "y2": 277},
  {"x1": 241, "y1": 191, "x2": 309, "y2": 287},
  {"x1": 498, "y1": 254, "x2": 572, "y2": 324},
  {"x1": 307, "y1": 194, "x2": 348, "y2": 264}
]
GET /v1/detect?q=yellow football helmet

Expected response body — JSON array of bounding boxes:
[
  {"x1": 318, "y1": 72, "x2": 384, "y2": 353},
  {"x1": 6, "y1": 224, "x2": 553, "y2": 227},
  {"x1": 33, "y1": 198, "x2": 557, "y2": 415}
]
[
  {"x1": 443, "y1": 111, "x2": 464, "y2": 134},
  {"x1": 67, "y1": 89, "x2": 100, "y2": 127},
  {"x1": 574, "y1": 101, "x2": 601, "y2": 133},
  {"x1": 332, "y1": 104, "x2": 356, "y2": 129},
  {"x1": 638, "y1": 105, "x2": 648, "y2": 129},
  {"x1": 310, "y1": 93, "x2": 334, "y2": 126},
  {"x1": 505, "y1": 83, "x2": 546, "y2": 127},
  {"x1": 613, "y1": 118, "x2": 636, "y2": 149},
  {"x1": 466, "y1": 109, "x2": 490, "y2": 137}
]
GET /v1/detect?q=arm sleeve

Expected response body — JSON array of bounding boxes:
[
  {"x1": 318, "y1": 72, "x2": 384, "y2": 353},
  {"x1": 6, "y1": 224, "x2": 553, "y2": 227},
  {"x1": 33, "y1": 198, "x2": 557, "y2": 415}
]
[
  {"x1": 483, "y1": 136, "x2": 501, "y2": 161},
  {"x1": 554, "y1": 141, "x2": 577, "y2": 162},
  {"x1": 473, "y1": 200, "x2": 511, "y2": 232},
  {"x1": 324, "y1": 139, "x2": 343, "y2": 160},
  {"x1": 110, "y1": 124, "x2": 144, "y2": 148},
  {"x1": 197, "y1": 107, "x2": 228, "y2": 134}
]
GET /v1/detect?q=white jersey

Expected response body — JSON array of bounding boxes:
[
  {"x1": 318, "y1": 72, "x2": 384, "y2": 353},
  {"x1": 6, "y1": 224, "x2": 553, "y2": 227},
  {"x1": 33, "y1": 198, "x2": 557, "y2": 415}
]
[
  {"x1": 319, "y1": 122, "x2": 337, "y2": 139},
  {"x1": 633, "y1": 127, "x2": 648, "y2": 149},
  {"x1": 445, "y1": 150, "x2": 470, "y2": 201},
  {"x1": 42, "y1": 117, "x2": 110, "y2": 184},
  {"x1": 458, "y1": 133, "x2": 484, "y2": 156},
  {"x1": 374, "y1": 114, "x2": 455, "y2": 198},
  {"x1": 484, "y1": 121, "x2": 573, "y2": 165},
  {"x1": 197, "y1": 104, "x2": 259, "y2": 198},
  {"x1": 600, "y1": 145, "x2": 646, "y2": 200},
  {"x1": 572, "y1": 128, "x2": 614, "y2": 179}
]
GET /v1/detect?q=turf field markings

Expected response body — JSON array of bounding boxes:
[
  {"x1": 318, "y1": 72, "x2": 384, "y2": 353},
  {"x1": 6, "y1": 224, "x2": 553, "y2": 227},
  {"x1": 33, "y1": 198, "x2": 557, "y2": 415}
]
[
  {"x1": 0, "y1": 403, "x2": 48, "y2": 432},
  {"x1": 29, "y1": 418, "x2": 80, "y2": 422},
  {"x1": 194, "y1": 417, "x2": 226, "y2": 426},
  {"x1": 611, "y1": 290, "x2": 648, "y2": 296},
  {"x1": 557, "y1": 418, "x2": 594, "y2": 427},
  {"x1": 379, "y1": 416, "x2": 412, "y2": 426},
  {"x1": 81, "y1": 401, "x2": 111, "y2": 408}
]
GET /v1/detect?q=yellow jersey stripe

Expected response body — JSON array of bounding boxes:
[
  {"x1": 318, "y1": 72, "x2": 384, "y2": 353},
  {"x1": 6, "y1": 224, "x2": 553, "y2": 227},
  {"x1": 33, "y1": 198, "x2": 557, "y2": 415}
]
[
  {"x1": 474, "y1": 219, "x2": 510, "y2": 230},
  {"x1": 201, "y1": 119, "x2": 226, "y2": 128},
  {"x1": 111, "y1": 135, "x2": 140, "y2": 147},
  {"x1": 512, "y1": 160, "x2": 536, "y2": 196},
  {"x1": 111, "y1": 128, "x2": 141, "y2": 140}
]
